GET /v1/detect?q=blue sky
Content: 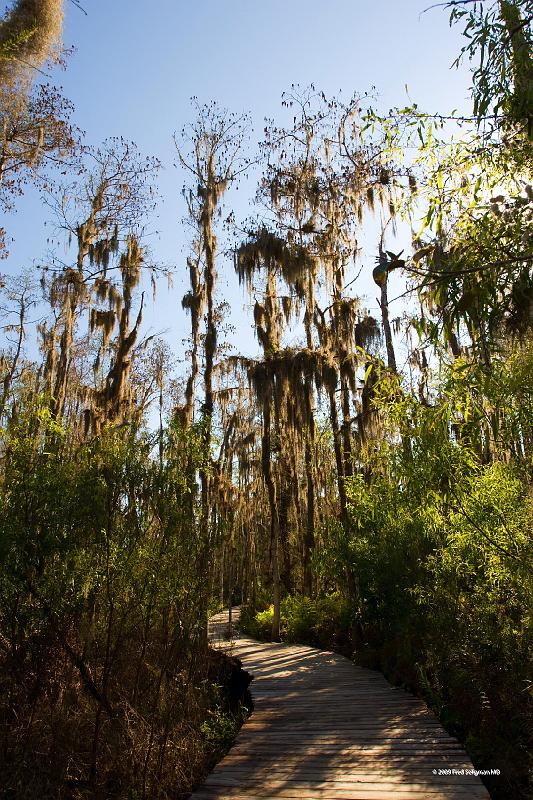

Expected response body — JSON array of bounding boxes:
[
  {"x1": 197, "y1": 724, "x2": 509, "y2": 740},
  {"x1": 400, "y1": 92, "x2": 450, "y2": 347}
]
[{"x1": 3, "y1": 0, "x2": 472, "y2": 363}]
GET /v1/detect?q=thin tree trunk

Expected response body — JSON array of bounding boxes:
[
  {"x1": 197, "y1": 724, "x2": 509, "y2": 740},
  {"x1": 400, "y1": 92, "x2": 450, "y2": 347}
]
[
  {"x1": 183, "y1": 249, "x2": 203, "y2": 427},
  {"x1": 303, "y1": 419, "x2": 315, "y2": 596},
  {"x1": 328, "y1": 388, "x2": 349, "y2": 526},
  {"x1": 198, "y1": 168, "x2": 218, "y2": 648},
  {"x1": 302, "y1": 314, "x2": 316, "y2": 596},
  {"x1": 340, "y1": 373, "x2": 353, "y2": 480},
  {"x1": 262, "y1": 396, "x2": 280, "y2": 641},
  {"x1": 380, "y1": 279, "x2": 397, "y2": 372},
  {"x1": 52, "y1": 284, "x2": 77, "y2": 420},
  {"x1": 0, "y1": 295, "x2": 25, "y2": 419},
  {"x1": 278, "y1": 474, "x2": 293, "y2": 594}
]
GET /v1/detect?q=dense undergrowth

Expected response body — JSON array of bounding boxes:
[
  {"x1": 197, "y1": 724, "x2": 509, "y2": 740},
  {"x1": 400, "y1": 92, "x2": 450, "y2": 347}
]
[
  {"x1": 0, "y1": 409, "x2": 250, "y2": 799},
  {"x1": 241, "y1": 352, "x2": 533, "y2": 800}
]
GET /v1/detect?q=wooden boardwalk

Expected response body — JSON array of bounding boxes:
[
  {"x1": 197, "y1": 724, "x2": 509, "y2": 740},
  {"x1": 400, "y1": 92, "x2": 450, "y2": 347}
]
[{"x1": 192, "y1": 610, "x2": 491, "y2": 800}]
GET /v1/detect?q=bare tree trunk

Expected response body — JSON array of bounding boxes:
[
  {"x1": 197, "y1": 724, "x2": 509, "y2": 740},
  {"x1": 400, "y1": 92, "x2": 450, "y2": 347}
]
[
  {"x1": 0, "y1": 294, "x2": 25, "y2": 420},
  {"x1": 302, "y1": 403, "x2": 315, "y2": 596},
  {"x1": 278, "y1": 474, "x2": 293, "y2": 594},
  {"x1": 302, "y1": 314, "x2": 316, "y2": 596},
  {"x1": 52, "y1": 282, "x2": 77, "y2": 420},
  {"x1": 183, "y1": 248, "x2": 204, "y2": 427},
  {"x1": 158, "y1": 377, "x2": 164, "y2": 469},
  {"x1": 227, "y1": 542, "x2": 234, "y2": 637},
  {"x1": 380, "y1": 278, "x2": 397, "y2": 372},
  {"x1": 262, "y1": 396, "x2": 280, "y2": 641},
  {"x1": 328, "y1": 388, "x2": 349, "y2": 526},
  {"x1": 340, "y1": 373, "x2": 353, "y2": 479},
  {"x1": 448, "y1": 329, "x2": 462, "y2": 359},
  {"x1": 241, "y1": 522, "x2": 253, "y2": 607}
]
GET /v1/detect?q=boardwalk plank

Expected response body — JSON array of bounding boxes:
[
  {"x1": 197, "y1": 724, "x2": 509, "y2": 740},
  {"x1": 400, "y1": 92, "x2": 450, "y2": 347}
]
[{"x1": 191, "y1": 610, "x2": 492, "y2": 800}]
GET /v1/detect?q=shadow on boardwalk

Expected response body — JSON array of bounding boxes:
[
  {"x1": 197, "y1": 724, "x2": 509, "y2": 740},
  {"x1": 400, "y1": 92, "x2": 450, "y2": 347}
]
[{"x1": 193, "y1": 610, "x2": 491, "y2": 800}]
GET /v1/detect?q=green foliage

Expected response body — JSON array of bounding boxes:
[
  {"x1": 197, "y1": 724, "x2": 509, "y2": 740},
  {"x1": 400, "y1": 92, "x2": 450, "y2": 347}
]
[
  {"x1": 200, "y1": 694, "x2": 242, "y2": 751},
  {"x1": 448, "y1": 0, "x2": 533, "y2": 135},
  {"x1": 242, "y1": 605, "x2": 275, "y2": 640},
  {"x1": 314, "y1": 360, "x2": 533, "y2": 798},
  {"x1": 0, "y1": 400, "x2": 234, "y2": 799},
  {"x1": 242, "y1": 593, "x2": 355, "y2": 651},
  {"x1": 413, "y1": 180, "x2": 533, "y2": 348}
]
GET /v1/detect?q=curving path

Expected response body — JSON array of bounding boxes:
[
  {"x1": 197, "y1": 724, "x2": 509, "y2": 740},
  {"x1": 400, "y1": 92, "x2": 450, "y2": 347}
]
[{"x1": 192, "y1": 609, "x2": 491, "y2": 800}]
